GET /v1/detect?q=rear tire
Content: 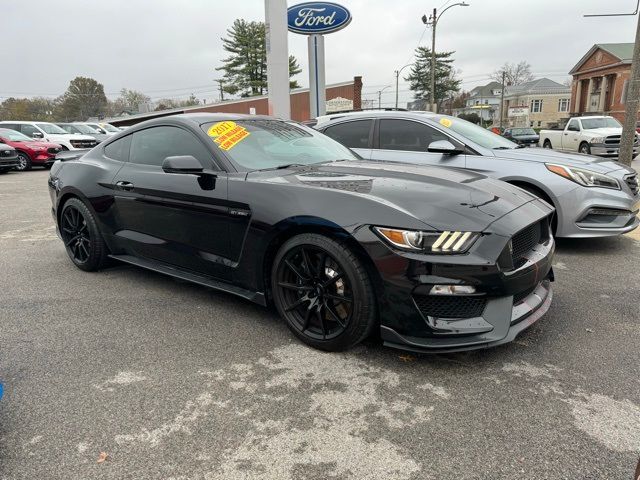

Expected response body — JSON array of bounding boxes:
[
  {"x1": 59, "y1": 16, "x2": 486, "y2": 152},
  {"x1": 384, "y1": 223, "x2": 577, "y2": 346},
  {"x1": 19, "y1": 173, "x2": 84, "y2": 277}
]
[
  {"x1": 59, "y1": 198, "x2": 109, "y2": 272},
  {"x1": 543, "y1": 139, "x2": 552, "y2": 149},
  {"x1": 16, "y1": 152, "x2": 31, "y2": 171},
  {"x1": 579, "y1": 142, "x2": 591, "y2": 155},
  {"x1": 271, "y1": 234, "x2": 377, "y2": 351}
]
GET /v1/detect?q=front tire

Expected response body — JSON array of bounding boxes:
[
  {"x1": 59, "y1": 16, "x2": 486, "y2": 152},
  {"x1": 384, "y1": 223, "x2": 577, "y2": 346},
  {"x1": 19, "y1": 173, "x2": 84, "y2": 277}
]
[
  {"x1": 579, "y1": 142, "x2": 591, "y2": 155},
  {"x1": 59, "y1": 198, "x2": 109, "y2": 271},
  {"x1": 16, "y1": 152, "x2": 32, "y2": 171},
  {"x1": 271, "y1": 234, "x2": 376, "y2": 351}
]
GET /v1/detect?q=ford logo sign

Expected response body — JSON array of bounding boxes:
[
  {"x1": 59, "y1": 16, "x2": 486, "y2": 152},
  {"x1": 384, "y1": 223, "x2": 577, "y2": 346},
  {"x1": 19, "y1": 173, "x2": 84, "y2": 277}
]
[{"x1": 287, "y1": 2, "x2": 351, "y2": 35}]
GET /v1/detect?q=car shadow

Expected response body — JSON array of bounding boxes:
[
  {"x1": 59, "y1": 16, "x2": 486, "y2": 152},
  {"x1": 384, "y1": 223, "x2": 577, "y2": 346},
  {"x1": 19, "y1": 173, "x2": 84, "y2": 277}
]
[{"x1": 554, "y1": 234, "x2": 638, "y2": 255}]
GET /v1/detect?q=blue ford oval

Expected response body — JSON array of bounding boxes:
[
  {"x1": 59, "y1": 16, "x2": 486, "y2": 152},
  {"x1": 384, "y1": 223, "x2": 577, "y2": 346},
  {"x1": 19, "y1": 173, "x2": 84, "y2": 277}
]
[{"x1": 287, "y1": 2, "x2": 352, "y2": 35}]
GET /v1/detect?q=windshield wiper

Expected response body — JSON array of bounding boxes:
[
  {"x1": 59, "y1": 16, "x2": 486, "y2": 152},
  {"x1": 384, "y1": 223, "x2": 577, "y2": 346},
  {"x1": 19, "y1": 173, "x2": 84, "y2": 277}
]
[{"x1": 492, "y1": 146, "x2": 514, "y2": 150}]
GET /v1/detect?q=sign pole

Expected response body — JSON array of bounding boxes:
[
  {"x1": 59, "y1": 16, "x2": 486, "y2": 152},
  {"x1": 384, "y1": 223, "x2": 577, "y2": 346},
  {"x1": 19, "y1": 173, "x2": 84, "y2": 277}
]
[
  {"x1": 265, "y1": 0, "x2": 291, "y2": 119},
  {"x1": 308, "y1": 34, "x2": 326, "y2": 118}
]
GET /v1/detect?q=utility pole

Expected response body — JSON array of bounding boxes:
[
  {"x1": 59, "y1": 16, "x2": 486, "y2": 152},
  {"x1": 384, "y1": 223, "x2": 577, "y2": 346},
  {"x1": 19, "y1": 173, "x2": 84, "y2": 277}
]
[
  {"x1": 618, "y1": 12, "x2": 640, "y2": 167},
  {"x1": 499, "y1": 70, "x2": 506, "y2": 130},
  {"x1": 422, "y1": 3, "x2": 469, "y2": 114},
  {"x1": 430, "y1": 7, "x2": 437, "y2": 113},
  {"x1": 215, "y1": 79, "x2": 225, "y2": 102},
  {"x1": 394, "y1": 65, "x2": 411, "y2": 109},
  {"x1": 378, "y1": 85, "x2": 391, "y2": 109}
]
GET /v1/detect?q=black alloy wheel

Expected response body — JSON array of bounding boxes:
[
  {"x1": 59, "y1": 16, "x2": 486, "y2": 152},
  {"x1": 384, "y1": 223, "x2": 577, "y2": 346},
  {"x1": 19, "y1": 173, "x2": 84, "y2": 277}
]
[
  {"x1": 543, "y1": 140, "x2": 552, "y2": 149},
  {"x1": 16, "y1": 152, "x2": 31, "y2": 171},
  {"x1": 272, "y1": 234, "x2": 376, "y2": 351},
  {"x1": 60, "y1": 198, "x2": 108, "y2": 271}
]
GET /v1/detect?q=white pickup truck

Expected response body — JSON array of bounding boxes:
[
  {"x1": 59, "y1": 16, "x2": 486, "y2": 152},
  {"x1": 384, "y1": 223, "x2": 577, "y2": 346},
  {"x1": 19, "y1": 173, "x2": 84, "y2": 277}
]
[{"x1": 539, "y1": 115, "x2": 639, "y2": 157}]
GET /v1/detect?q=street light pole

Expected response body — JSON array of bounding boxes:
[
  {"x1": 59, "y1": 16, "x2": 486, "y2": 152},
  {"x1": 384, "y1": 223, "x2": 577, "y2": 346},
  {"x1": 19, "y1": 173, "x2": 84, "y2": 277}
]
[
  {"x1": 423, "y1": 2, "x2": 469, "y2": 114},
  {"x1": 378, "y1": 85, "x2": 391, "y2": 109},
  {"x1": 395, "y1": 64, "x2": 412, "y2": 109}
]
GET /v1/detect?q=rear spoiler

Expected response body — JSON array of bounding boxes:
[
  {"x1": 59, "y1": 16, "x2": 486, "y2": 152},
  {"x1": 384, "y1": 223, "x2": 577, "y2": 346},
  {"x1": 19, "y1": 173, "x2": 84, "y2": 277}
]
[{"x1": 55, "y1": 149, "x2": 90, "y2": 162}]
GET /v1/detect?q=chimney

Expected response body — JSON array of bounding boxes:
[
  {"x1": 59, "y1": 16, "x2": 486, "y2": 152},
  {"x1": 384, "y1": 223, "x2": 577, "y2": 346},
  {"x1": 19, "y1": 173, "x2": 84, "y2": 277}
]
[{"x1": 353, "y1": 76, "x2": 362, "y2": 111}]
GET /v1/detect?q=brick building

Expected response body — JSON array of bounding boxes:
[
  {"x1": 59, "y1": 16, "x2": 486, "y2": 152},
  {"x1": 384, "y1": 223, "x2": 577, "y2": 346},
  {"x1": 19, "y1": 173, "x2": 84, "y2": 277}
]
[
  {"x1": 107, "y1": 77, "x2": 362, "y2": 127},
  {"x1": 569, "y1": 43, "x2": 638, "y2": 123}
]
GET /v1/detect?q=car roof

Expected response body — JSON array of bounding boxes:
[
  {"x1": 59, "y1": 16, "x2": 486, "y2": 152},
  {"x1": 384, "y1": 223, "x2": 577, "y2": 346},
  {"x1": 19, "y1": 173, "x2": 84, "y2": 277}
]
[
  {"x1": 0, "y1": 120, "x2": 56, "y2": 125},
  {"x1": 314, "y1": 110, "x2": 442, "y2": 127}
]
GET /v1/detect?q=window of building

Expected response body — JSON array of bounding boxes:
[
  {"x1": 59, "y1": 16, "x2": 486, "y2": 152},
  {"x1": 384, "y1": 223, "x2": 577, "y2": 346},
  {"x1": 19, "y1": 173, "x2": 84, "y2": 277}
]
[
  {"x1": 530, "y1": 99, "x2": 543, "y2": 113},
  {"x1": 558, "y1": 98, "x2": 569, "y2": 112},
  {"x1": 323, "y1": 120, "x2": 372, "y2": 149}
]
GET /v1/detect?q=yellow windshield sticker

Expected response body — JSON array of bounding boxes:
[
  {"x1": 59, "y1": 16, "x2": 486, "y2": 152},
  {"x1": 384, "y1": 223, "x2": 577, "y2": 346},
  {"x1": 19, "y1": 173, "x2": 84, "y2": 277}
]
[
  {"x1": 207, "y1": 121, "x2": 250, "y2": 150},
  {"x1": 439, "y1": 118, "x2": 452, "y2": 128}
]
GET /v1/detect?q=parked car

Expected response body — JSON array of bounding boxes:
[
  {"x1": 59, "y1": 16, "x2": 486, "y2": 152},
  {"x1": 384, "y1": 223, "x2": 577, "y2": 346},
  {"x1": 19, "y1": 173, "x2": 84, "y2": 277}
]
[
  {"x1": 83, "y1": 122, "x2": 121, "y2": 136},
  {"x1": 49, "y1": 114, "x2": 555, "y2": 353},
  {"x1": 503, "y1": 127, "x2": 539, "y2": 146},
  {"x1": 316, "y1": 111, "x2": 639, "y2": 238},
  {"x1": 0, "y1": 121, "x2": 98, "y2": 151},
  {"x1": 0, "y1": 142, "x2": 19, "y2": 174},
  {"x1": 539, "y1": 115, "x2": 639, "y2": 157},
  {"x1": 56, "y1": 123, "x2": 109, "y2": 143},
  {"x1": 0, "y1": 128, "x2": 62, "y2": 171}
]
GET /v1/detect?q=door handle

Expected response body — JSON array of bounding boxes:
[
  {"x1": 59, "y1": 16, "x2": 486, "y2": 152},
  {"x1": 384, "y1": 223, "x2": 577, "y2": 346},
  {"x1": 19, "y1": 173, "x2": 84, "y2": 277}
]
[{"x1": 115, "y1": 181, "x2": 134, "y2": 191}]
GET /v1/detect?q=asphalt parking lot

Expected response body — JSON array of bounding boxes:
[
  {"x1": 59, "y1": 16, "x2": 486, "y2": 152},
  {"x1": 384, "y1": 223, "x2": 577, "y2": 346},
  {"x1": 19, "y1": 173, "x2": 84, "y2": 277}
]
[{"x1": 1, "y1": 169, "x2": 639, "y2": 480}]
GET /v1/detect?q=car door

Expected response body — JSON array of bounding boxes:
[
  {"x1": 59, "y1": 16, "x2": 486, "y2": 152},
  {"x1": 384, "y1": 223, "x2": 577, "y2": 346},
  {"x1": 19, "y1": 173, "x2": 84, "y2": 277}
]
[
  {"x1": 563, "y1": 119, "x2": 581, "y2": 152},
  {"x1": 369, "y1": 118, "x2": 466, "y2": 168},
  {"x1": 111, "y1": 125, "x2": 234, "y2": 280},
  {"x1": 322, "y1": 119, "x2": 374, "y2": 159}
]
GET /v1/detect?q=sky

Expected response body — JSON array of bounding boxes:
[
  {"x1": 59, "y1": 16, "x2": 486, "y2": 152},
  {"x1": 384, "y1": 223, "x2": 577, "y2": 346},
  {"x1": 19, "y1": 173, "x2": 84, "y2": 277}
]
[{"x1": 2, "y1": 0, "x2": 639, "y2": 108}]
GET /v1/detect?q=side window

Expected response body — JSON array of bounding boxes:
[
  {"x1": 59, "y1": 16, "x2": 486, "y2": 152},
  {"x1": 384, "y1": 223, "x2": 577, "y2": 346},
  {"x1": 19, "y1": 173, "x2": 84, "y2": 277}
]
[
  {"x1": 567, "y1": 120, "x2": 580, "y2": 132},
  {"x1": 129, "y1": 126, "x2": 213, "y2": 167},
  {"x1": 104, "y1": 135, "x2": 132, "y2": 162},
  {"x1": 1, "y1": 124, "x2": 18, "y2": 131},
  {"x1": 20, "y1": 124, "x2": 39, "y2": 137},
  {"x1": 323, "y1": 120, "x2": 372, "y2": 149},
  {"x1": 379, "y1": 119, "x2": 448, "y2": 152}
]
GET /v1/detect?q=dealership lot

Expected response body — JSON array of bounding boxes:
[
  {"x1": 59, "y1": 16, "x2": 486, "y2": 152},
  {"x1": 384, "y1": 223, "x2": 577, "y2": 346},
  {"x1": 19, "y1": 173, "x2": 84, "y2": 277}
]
[{"x1": 1, "y1": 170, "x2": 639, "y2": 479}]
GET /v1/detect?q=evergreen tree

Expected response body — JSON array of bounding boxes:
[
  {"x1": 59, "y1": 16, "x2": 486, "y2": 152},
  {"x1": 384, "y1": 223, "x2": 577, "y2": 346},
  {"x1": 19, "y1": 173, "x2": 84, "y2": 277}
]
[
  {"x1": 405, "y1": 47, "x2": 461, "y2": 108},
  {"x1": 217, "y1": 19, "x2": 301, "y2": 97}
]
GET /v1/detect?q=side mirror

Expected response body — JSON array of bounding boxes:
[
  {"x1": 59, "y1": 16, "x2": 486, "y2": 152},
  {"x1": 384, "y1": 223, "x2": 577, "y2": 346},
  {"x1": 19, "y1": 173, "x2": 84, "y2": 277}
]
[
  {"x1": 162, "y1": 155, "x2": 204, "y2": 174},
  {"x1": 32, "y1": 132, "x2": 44, "y2": 139},
  {"x1": 427, "y1": 140, "x2": 463, "y2": 155}
]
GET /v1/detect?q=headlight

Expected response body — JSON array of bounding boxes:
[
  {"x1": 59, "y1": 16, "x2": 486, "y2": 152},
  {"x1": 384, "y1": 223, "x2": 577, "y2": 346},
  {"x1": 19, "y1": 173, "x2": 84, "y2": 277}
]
[
  {"x1": 373, "y1": 227, "x2": 480, "y2": 254},
  {"x1": 545, "y1": 163, "x2": 620, "y2": 189},
  {"x1": 589, "y1": 137, "x2": 606, "y2": 144}
]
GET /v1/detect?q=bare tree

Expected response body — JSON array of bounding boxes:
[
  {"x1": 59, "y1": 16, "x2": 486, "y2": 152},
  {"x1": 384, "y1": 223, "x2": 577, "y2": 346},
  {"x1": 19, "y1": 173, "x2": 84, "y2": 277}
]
[{"x1": 491, "y1": 61, "x2": 535, "y2": 86}]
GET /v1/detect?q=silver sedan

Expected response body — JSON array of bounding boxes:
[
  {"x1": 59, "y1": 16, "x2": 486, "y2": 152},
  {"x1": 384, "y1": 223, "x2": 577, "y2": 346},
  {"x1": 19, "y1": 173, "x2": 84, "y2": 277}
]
[{"x1": 316, "y1": 111, "x2": 638, "y2": 238}]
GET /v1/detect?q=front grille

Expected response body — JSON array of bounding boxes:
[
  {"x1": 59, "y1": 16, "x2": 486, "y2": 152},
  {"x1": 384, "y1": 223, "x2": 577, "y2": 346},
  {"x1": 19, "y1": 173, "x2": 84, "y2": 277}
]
[
  {"x1": 625, "y1": 173, "x2": 639, "y2": 195},
  {"x1": 70, "y1": 140, "x2": 97, "y2": 148},
  {"x1": 413, "y1": 294, "x2": 487, "y2": 319},
  {"x1": 606, "y1": 135, "x2": 640, "y2": 145},
  {"x1": 0, "y1": 149, "x2": 14, "y2": 157},
  {"x1": 513, "y1": 286, "x2": 536, "y2": 305},
  {"x1": 47, "y1": 147, "x2": 61, "y2": 154}
]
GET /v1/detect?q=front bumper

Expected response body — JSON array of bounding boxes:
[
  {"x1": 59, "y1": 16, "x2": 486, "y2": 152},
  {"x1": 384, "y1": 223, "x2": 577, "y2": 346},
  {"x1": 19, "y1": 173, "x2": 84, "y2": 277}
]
[
  {"x1": 354, "y1": 201, "x2": 556, "y2": 353},
  {"x1": 554, "y1": 178, "x2": 639, "y2": 238},
  {"x1": 590, "y1": 143, "x2": 639, "y2": 157},
  {"x1": 0, "y1": 157, "x2": 19, "y2": 169}
]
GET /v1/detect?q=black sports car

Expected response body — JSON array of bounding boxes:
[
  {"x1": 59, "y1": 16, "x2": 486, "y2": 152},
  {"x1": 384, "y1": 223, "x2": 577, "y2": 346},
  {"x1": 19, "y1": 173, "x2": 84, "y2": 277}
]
[{"x1": 48, "y1": 114, "x2": 555, "y2": 352}]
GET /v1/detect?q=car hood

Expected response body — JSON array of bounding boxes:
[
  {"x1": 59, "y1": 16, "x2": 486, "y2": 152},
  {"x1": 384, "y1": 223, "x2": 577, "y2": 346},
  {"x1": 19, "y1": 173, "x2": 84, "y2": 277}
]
[
  {"x1": 248, "y1": 161, "x2": 540, "y2": 232},
  {"x1": 582, "y1": 127, "x2": 622, "y2": 136},
  {"x1": 491, "y1": 147, "x2": 624, "y2": 173},
  {"x1": 24, "y1": 141, "x2": 61, "y2": 149},
  {"x1": 48, "y1": 133, "x2": 95, "y2": 141},
  {"x1": 512, "y1": 134, "x2": 539, "y2": 140}
]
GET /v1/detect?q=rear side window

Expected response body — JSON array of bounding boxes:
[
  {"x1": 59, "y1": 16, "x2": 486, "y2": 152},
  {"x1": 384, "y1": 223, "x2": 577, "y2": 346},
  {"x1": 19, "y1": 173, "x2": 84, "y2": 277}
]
[
  {"x1": 129, "y1": 126, "x2": 213, "y2": 167},
  {"x1": 379, "y1": 119, "x2": 448, "y2": 152},
  {"x1": 323, "y1": 120, "x2": 372, "y2": 149},
  {"x1": 104, "y1": 135, "x2": 131, "y2": 162},
  {"x1": 1, "y1": 123, "x2": 19, "y2": 131},
  {"x1": 20, "y1": 124, "x2": 40, "y2": 137}
]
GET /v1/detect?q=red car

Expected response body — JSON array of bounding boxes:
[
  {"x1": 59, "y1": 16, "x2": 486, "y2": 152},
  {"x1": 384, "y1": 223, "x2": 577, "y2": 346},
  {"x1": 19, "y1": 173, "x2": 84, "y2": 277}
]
[{"x1": 0, "y1": 128, "x2": 62, "y2": 171}]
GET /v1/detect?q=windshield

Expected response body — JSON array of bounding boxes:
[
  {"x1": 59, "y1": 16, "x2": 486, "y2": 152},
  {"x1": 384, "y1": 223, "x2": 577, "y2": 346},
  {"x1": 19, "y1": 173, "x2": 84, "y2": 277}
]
[
  {"x1": 432, "y1": 115, "x2": 519, "y2": 149},
  {"x1": 101, "y1": 123, "x2": 120, "y2": 132},
  {"x1": 200, "y1": 119, "x2": 358, "y2": 171},
  {"x1": 37, "y1": 123, "x2": 68, "y2": 135},
  {"x1": 511, "y1": 128, "x2": 537, "y2": 135},
  {"x1": 73, "y1": 124, "x2": 100, "y2": 134},
  {"x1": 581, "y1": 117, "x2": 622, "y2": 129},
  {"x1": 0, "y1": 128, "x2": 31, "y2": 141}
]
